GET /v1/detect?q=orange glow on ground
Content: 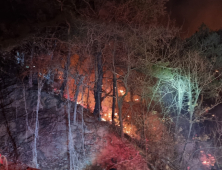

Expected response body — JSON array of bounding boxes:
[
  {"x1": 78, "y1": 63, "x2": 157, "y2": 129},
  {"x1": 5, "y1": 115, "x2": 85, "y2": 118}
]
[
  {"x1": 200, "y1": 151, "x2": 216, "y2": 168},
  {"x1": 92, "y1": 133, "x2": 149, "y2": 170}
]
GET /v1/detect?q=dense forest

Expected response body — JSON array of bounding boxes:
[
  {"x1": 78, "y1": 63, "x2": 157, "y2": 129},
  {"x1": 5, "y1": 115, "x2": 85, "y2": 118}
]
[{"x1": 0, "y1": 0, "x2": 222, "y2": 170}]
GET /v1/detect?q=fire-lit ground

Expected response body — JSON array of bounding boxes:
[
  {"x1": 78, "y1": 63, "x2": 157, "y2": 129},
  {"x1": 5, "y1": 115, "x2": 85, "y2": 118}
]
[
  {"x1": 200, "y1": 151, "x2": 216, "y2": 168},
  {"x1": 92, "y1": 133, "x2": 149, "y2": 170},
  {"x1": 0, "y1": 88, "x2": 218, "y2": 170}
]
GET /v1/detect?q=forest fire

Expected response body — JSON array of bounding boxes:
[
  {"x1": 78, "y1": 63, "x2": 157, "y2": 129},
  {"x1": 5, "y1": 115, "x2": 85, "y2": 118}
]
[
  {"x1": 119, "y1": 90, "x2": 124, "y2": 95},
  {"x1": 200, "y1": 151, "x2": 216, "y2": 168},
  {"x1": 1, "y1": 0, "x2": 222, "y2": 169}
]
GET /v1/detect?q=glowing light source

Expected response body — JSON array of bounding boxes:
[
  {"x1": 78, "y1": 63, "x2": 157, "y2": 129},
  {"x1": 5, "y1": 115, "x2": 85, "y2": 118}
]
[
  {"x1": 202, "y1": 161, "x2": 209, "y2": 165},
  {"x1": 119, "y1": 90, "x2": 124, "y2": 95},
  {"x1": 135, "y1": 98, "x2": 139, "y2": 101},
  {"x1": 127, "y1": 115, "x2": 130, "y2": 118},
  {"x1": 101, "y1": 118, "x2": 106, "y2": 121},
  {"x1": 115, "y1": 113, "x2": 118, "y2": 115}
]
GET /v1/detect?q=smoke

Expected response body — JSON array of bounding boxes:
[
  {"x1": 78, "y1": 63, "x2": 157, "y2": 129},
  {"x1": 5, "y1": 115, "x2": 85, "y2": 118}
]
[{"x1": 167, "y1": 0, "x2": 222, "y2": 37}]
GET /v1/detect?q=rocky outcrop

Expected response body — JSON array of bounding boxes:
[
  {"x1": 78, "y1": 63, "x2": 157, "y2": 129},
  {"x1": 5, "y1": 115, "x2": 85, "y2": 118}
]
[{"x1": 0, "y1": 83, "x2": 149, "y2": 170}]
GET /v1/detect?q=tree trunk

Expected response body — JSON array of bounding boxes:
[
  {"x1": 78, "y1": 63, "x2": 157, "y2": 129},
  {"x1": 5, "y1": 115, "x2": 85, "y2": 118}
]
[
  {"x1": 67, "y1": 76, "x2": 75, "y2": 170},
  {"x1": 33, "y1": 75, "x2": 44, "y2": 169},
  {"x1": 29, "y1": 46, "x2": 34, "y2": 87},
  {"x1": 80, "y1": 86, "x2": 85, "y2": 156},
  {"x1": 93, "y1": 52, "x2": 103, "y2": 120},
  {"x1": 116, "y1": 84, "x2": 124, "y2": 139},
  {"x1": 112, "y1": 73, "x2": 116, "y2": 124},
  {"x1": 118, "y1": 101, "x2": 124, "y2": 138},
  {"x1": 73, "y1": 76, "x2": 84, "y2": 125},
  {"x1": 60, "y1": 55, "x2": 70, "y2": 98},
  {"x1": 64, "y1": 50, "x2": 76, "y2": 169}
]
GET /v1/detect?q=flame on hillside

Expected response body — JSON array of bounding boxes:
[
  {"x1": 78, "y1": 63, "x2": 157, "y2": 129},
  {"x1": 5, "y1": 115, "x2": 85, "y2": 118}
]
[
  {"x1": 53, "y1": 55, "x2": 168, "y2": 143},
  {"x1": 200, "y1": 151, "x2": 216, "y2": 168}
]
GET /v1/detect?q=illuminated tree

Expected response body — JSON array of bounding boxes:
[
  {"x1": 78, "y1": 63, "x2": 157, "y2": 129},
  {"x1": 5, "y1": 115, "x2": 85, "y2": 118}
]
[{"x1": 31, "y1": 55, "x2": 52, "y2": 168}]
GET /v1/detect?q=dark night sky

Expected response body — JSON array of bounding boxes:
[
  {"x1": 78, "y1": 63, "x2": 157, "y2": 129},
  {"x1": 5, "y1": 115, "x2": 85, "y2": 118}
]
[
  {"x1": 0, "y1": 0, "x2": 222, "y2": 41},
  {"x1": 167, "y1": 0, "x2": 222, "y2": 37}
]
